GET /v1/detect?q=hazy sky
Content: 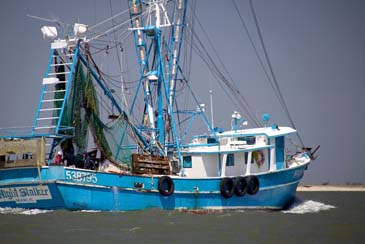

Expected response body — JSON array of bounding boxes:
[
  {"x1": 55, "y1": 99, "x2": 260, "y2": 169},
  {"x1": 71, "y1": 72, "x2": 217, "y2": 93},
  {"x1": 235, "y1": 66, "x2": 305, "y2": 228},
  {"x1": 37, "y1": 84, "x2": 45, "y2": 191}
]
[{"x1": 0, "y1": 0, "x2": 364, "y2": 184}]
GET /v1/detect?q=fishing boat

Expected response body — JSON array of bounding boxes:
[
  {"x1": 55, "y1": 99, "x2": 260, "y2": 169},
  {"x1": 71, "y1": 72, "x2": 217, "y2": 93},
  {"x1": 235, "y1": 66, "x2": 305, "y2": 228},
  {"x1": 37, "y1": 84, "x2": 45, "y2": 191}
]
[{"x1": 0, "y1": 0, "x2": 316, "y2": 211}]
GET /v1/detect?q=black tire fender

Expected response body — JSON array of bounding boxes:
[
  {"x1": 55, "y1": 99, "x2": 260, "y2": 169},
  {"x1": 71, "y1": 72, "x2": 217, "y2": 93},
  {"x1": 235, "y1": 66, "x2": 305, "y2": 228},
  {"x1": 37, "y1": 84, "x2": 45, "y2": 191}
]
[
  {"x1": 220, "y1": 177, "x2": 234, "y2": 198},
  {"x1": 158, "y1": 176, "x2": 174, "y2": 196},
  {"x1": 234, "y1": 176, "x2": 248, "y2": 197},
  {"x1": 247, "y1": 175, "x2": 260, "y2": 195}
]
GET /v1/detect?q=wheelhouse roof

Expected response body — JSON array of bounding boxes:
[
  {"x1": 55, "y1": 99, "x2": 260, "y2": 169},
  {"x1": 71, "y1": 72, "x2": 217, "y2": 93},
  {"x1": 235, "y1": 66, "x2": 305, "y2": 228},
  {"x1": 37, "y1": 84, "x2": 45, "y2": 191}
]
[
  {"x1": 217, "y1": 126, "x2": 297, "y2": 138},
  {"x1": 192, "y1": 126, "x2": 297, "y2": 140}
]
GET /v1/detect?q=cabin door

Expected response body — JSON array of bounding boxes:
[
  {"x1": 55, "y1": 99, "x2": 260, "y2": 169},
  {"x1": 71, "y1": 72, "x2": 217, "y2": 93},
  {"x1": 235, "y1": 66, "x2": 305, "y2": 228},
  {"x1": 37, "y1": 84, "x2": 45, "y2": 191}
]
[{"x1": 275, "y1": 136, "x2": 285, "y2": 169}]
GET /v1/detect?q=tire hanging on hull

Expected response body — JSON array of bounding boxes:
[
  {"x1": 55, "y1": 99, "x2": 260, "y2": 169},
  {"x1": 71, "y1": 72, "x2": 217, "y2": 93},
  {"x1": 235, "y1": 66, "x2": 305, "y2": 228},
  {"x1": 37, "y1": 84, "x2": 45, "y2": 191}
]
[
  {"x1": 220, "y1": 177, "x2": 235, "y2": 198},
  {"x1": 247, "y1": 175, "x2": 260, "y2": 195},
  {"x1": 234, "y1": 176, "x2": 248, "y2": 197},
  {"x1": 158, "y1": 176, "x2": 174, "y2": 196}
]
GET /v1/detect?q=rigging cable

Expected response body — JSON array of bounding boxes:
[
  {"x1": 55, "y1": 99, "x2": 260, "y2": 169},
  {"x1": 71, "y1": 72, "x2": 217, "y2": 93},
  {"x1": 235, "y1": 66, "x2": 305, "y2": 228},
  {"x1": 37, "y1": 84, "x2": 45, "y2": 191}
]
[
  {"x1": 185, "y1": 1, "x2": 196, "y2": 83},
  {"x1": 89, "y1": 5, "x2": 132, "y2": 31},
  {"x1": 247, "y1": 0, "x2": 305, "y2": 147},
  {"x1": 88, "y1": 9, "x2": 149, "y2": 41},
  {"x1": 185, "y1": 24, "x2": 260, "y2": 126},
  {"x1": 109, "y1": 0, "x2": 128, "y2": 109},
  {"x1": 188, "y1": 8, "x2": 260, "y2": 127},
  {"x1": 232, "y1": 0, "x2": 280, "y2": 109}
]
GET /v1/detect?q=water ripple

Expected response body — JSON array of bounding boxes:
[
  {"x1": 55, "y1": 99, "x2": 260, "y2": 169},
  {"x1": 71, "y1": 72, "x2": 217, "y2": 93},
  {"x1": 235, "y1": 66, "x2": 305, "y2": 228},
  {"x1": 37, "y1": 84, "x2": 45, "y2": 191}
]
[
  {"x1": 0, "y1": 207, "x2": 52, "y2": 215},
  {"x1": 283, "y1": 200, "x2": 336, "y2": 214}
]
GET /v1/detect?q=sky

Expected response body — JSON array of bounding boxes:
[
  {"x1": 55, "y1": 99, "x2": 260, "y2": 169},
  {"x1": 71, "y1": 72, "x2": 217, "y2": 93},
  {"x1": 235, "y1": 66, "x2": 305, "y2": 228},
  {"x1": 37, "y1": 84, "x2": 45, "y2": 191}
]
[{"x1": 0, "y1": 0, "x2": 364, "y2": 184}]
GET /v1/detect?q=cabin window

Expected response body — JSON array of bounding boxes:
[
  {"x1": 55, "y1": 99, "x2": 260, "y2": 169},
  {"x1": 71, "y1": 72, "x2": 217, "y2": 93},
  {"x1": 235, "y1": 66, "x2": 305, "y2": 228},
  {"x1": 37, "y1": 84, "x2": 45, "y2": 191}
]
[
  {"x1": 183, "y1": 156, "x2": 192, "y2": 168},
  {"x1": 226, "y1": 153, "x2": 234, "y2": 166},
  {"x1": 207, "y1": 137, "x2": 217, "y2": 144}
]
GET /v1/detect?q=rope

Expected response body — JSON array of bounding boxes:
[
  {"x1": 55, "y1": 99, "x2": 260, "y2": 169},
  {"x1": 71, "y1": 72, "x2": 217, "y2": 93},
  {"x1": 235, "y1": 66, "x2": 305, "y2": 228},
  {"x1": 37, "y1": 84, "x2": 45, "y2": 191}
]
[
  {"x1": 109, "y1": 0, "x2": 128, "y2": 109},
  {"x1": 248, "y1": 0, "x2": 305, "y2": 147},
  {"x1": 184, "y1": 6, "x2": 261, "y2": 127},
  {"x1": 232, "y1": 0, "x2": 280, "y2": 108},
  {"x1": 184, "y1": 22, "x2": 260, "y2": 127},
  {"x1": 88, "y1": 9, "x2": 149, "y2": 42},
  {"x1": 88, "y1": 6, "x2": 132, "y2": 31}
]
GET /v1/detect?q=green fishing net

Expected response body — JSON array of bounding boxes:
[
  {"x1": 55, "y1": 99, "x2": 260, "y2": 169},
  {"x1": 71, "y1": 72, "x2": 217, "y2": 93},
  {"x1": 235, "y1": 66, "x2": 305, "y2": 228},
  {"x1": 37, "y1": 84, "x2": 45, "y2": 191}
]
[{"x1": 56, "y1": 61, "x2": 131, "y2": 168}]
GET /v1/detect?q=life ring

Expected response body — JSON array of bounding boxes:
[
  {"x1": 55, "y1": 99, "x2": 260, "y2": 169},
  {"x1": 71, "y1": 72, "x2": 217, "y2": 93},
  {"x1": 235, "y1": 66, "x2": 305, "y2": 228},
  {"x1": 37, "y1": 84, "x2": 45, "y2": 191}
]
[
  {"x1": 253, "y1": 150, "x2": 265, "y2": 167},
  {"x1": 247, "y1": 175, "x2": 259, "y2": 195},
  {"x1": 158, "y1": 176, "x2": 174, "y2": 196},
  {"x1": 220, "y1": 177, "x2": 234, "y2": 198},
  {"x1": 234, "y1": 177, "x2": 248, "y2": 197}
]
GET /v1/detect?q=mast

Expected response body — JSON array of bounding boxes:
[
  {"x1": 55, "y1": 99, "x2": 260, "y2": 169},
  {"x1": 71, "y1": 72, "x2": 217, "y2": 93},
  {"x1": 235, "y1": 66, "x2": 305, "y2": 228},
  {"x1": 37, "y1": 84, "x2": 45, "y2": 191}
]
[
  {"x1": 127, "y1": 0, "x2": 189, "y2": 162},
  {"x1": 167, "y1": 0, "x2": 188, "y2": 109}
]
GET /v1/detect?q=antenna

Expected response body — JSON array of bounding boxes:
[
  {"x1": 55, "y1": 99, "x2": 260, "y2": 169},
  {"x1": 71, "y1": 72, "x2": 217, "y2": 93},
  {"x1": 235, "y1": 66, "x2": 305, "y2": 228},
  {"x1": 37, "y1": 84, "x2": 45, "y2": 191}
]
[
  {"x1": 27, "y1": 14, "x2": 59, "y2": 23},
  {"x1": 209, "y1": 69, "x2": 214, "y2": 129},
  {"x1": 209, "y1": 89, "x2": 214, "y2": 129},
  {"x1": 27, "y1": 14, "x2": 69, "y2": 34}
]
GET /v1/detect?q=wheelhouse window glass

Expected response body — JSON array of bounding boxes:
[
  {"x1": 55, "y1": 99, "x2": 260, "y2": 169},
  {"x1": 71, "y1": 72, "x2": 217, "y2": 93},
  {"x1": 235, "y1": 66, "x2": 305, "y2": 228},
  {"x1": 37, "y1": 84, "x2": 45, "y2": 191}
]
[
  {"x1": 183, "y1": 156, "x2": 192, "y2": 168},
  {"x1": 226, "y1": 153, "x2": 234, "y2": 166},
  {"x1": 207, "y1": 137, "x2": 217, "y2": 144}
]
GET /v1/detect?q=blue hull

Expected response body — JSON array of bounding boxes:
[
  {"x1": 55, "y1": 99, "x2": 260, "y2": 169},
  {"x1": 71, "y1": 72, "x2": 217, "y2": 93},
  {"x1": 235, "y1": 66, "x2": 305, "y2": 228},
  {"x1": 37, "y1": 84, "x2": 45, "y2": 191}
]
[
  {"x1": 58, "y1": 179, "x2": 299, "y2": 211},
  {"x1": 0, "y1": 164, "x2": 308, "y2": 211},
  {"x1": 0, "y1": 167, "x2": 65, "y2": 209}
]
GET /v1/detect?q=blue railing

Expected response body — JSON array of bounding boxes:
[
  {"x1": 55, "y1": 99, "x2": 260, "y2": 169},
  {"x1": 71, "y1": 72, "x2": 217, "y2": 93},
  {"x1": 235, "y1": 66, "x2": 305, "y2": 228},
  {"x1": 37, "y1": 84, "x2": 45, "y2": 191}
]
[{"x1": 0, "y1": 126, "x2": 74, "y2": 139}]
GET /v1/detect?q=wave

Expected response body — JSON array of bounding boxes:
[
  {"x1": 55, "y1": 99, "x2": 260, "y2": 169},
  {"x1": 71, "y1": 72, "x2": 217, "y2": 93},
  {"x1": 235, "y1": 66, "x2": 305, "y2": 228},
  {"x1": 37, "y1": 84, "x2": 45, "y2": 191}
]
[
  {"x1": 282, "y1": 199, "x2": 336, "y2": 214},
  {"x1": 0, "y1": 200, "x2": 336, "y2": 215},
  {"x1": 0, "y1": 207, "x2": 52, "y2": 215},
  {"x1": 78, "y1": 210, "x2": 101, "y2": 213}
]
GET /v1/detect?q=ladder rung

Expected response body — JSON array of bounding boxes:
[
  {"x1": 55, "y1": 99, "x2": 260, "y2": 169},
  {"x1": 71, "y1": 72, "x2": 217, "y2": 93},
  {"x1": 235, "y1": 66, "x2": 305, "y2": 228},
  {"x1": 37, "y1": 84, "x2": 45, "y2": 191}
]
[
  {"x1": 43, "y1": 81, "x2": 68, "y2": 85},
  {"x1": 40, "y1": 108, "x2": 62, "y2": 112},
  {"x1": 48, "y1": 72, "x2": 70, "y2": 75},
  {"x1": 50, "y1": 63, "x2": 72, "y2": 66},
  {"x1": 44, "y1": 90, "x2": 66, "y2": 94},
  {"x1": 37, "y1": 117, "x2": 60, "y2": 121},
  {"x1": 53, "y1": 53, "x2": 74, "y2": 58},
  {"x1": 35, "y1": 126, "x2": 56, "y2": 130},
  {"x1": 42, "y1": 98, "x2": 64, "y2": 102}
]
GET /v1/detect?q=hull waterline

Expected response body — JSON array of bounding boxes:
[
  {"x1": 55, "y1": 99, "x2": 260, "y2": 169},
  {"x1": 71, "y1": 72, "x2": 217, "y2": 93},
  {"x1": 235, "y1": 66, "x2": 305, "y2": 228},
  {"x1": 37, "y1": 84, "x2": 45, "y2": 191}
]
[{"x1": 0, "y1": 163, "x2": 308, "y2": 211}]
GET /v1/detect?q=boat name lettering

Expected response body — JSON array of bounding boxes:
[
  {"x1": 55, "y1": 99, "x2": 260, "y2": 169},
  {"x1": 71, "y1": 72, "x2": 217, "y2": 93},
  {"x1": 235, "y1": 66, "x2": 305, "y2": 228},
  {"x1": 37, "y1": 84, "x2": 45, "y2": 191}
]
[
  {"x1": 65, "y1": 170, "x2": 98, "y2": 184},
  {"x1": 0, "y1": 186, "x2": 52, "y2": 203}
]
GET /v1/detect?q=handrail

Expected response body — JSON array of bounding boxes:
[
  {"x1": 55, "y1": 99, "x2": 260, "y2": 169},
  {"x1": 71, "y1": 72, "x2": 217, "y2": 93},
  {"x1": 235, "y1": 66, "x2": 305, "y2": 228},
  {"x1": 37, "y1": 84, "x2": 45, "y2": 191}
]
[{"x1": 0, "y1": 126, "x2": 75, "y2": 139}]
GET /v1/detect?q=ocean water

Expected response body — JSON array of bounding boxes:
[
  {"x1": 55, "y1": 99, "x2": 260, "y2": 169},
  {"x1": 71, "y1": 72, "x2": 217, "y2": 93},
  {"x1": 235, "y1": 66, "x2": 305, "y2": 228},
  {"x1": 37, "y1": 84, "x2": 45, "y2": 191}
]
[{"x1": 0, "y1": 192, "x2": 364, "y2": 244}]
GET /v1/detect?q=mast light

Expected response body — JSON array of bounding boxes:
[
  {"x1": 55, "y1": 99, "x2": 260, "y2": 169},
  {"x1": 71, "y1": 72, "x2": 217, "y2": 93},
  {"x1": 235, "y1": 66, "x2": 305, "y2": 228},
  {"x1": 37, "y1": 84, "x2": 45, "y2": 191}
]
[
  {"x1": 74, "y1": 23, "x2": 88, "y2": 38},
  {"x1": 41, "y1": 26, "x2": 58, "y2": 41}
]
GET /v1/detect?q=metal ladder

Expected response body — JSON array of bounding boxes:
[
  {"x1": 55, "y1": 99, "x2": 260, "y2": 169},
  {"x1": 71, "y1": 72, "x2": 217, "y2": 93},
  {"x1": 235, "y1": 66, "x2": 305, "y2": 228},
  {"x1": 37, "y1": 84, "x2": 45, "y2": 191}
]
[
  {"x1": 32, "y1": 40, "x2": 80, "y2": 160},
  {"x1": 32, "y1": 40, "x2": 79, "y2": 137}
]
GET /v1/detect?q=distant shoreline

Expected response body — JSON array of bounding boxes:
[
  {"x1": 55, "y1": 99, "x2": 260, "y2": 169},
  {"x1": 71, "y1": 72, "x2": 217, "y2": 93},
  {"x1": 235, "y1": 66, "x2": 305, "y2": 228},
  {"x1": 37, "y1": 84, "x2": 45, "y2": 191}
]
[{"x1": 297, "y1": 185, "x2": 365, "y2": 192}]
